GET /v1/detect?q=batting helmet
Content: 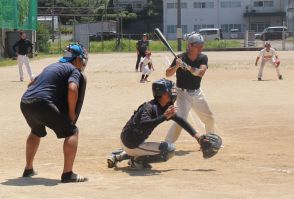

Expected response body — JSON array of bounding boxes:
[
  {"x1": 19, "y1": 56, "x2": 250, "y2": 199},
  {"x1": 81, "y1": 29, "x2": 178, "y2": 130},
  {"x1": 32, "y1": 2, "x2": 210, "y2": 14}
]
[{"x1": 152, "y1": 78, "x2": 177, "y2": 104}]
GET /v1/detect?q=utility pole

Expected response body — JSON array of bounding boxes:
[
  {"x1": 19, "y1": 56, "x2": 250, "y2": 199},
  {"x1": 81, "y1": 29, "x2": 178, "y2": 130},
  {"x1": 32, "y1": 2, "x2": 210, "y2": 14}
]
[
  {"x1": 51, "y1": 0, "x2": 55, "y2": 42},
  {"x1": 177, "y1": 0, "x2": 182, "y2": 51}
]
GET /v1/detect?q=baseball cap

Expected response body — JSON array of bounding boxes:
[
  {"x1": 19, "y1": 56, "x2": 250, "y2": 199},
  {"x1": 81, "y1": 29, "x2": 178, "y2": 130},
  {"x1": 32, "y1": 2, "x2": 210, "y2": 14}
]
[
  {"x1": 59, "y1": 44, "x2": 87, "y2": 63},
  {"x1": 187, "y1": 33, "x2": 204, "y2": 45},
  {"x1": 264, "y1": 41, "x2": 271, "y2": 47}
]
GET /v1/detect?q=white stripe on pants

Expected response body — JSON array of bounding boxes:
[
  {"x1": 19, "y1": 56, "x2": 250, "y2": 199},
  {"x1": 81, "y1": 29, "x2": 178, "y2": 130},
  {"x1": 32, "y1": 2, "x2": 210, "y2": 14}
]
[
  {"x1": 121, "y1": 140, "x2": 161, "y2": 158},
  {"x1": 165, "y1": 88, "x2": 215, "y2": 143},
  {"x1": 18, "y1": 55, "x2": 34, "y2": 81},
  {"x1": 258, "y1": 59, "x2": 281, "y2": 79}
]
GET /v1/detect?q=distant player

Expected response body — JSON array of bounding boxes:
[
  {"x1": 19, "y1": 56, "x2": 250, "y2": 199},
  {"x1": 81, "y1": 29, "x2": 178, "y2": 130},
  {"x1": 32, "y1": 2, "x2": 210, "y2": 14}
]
[
  {"x1": 135, "y1": 33, "x2": 149, "y2": 72},
  {"x1": 140, "y1": 51, "x2": 154, "y2": 83},
  {"x1": 255, "y1": 42, "x2": 283, "y2": 81},
  {"x1": 107, "y1": 79, "x2": 222, "y2": 170},
  {"x1": 12, "y1": 31, "x2": 34, "y2": 82}
]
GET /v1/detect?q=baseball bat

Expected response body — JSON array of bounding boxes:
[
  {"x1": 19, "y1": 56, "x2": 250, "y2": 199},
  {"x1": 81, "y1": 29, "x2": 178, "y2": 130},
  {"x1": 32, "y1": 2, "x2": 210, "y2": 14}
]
[
  {"x1": 154, "y1": 28, "x2": 200, "y2": 76},
  {"x1": 154, "y1": 28, "x2": 177, "y2": 59}
]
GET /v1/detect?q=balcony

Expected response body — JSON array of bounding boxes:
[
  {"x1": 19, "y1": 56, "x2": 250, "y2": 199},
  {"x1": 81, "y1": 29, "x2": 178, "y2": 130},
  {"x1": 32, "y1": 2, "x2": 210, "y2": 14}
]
[{"x1": 244, "y1": 11, "x2": 286, "y2": 17}]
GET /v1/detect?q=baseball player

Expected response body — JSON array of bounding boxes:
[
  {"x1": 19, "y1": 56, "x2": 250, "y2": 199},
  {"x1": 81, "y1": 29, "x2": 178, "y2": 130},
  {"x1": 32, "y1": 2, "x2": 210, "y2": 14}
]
[
  {"x1": 107, "y1": 79, "x2": 221, "y2": 169},
  {"x1": 140, "y1": 51, "x2": 154, "y2": 83},
  {"x1": 20, "y1": 44, "x2": 88, "y2": 183},
  {"x1": 165, "y1": 33, "x2": 216, "y2": 144},
  {"x1": 135, "y1": 33, "x2": 149, "y2": 72},
  {"x1": 12, "y1": 31, "x2": 34, "y2": 82},
  {"x1": 255, "y1": 42, "x2": 283, "y2": 81}
]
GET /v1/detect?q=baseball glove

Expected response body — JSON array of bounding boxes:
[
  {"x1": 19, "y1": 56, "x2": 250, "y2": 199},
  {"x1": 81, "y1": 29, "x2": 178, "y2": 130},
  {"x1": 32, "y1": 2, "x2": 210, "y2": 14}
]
[{"x1": 199, "y1": 133, "x2": 222, "y2": 159}]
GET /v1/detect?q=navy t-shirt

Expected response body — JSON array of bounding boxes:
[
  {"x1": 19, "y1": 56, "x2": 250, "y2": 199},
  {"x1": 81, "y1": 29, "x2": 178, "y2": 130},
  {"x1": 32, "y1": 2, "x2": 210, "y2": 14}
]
[{"x1": 22, "y1": 62, "x2": 81, "y2": 113}]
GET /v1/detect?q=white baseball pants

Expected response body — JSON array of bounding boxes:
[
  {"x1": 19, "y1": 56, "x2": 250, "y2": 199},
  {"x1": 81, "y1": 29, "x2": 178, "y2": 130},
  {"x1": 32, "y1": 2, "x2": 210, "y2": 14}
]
[
  {"x1": 165, "y1": 88, "x2": 215, "y2": 143},
  {"x1": 17, "y1": 55, "x2": 34, "y2": 81},
  {"x1": 121, "y1": 141, "x2": 161, "y2": 157},
  {"x1": 258, "y1": 59, "x2": 281, "y2": 79}
]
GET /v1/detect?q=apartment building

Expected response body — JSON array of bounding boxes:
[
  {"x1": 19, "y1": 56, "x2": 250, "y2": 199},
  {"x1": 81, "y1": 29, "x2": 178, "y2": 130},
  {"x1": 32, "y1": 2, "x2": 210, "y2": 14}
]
[
  {"x1": 163, "y1": 0, "x2": 287, "y2": 39},
  {"x1": 113, "y1": 0, "x2": 148, "y2": 12}
]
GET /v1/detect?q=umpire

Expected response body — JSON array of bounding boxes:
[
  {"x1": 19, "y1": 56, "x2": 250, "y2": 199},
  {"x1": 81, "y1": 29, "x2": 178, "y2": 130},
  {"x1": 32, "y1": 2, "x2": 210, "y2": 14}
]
[
  {"x1": 20, "y1": 44, "x2": 88, "y2": 183},
  {"x1": 165, "y1": 33, "x2": 216, "y2": 143},
  {"x1": 135, "y1": 33, "x2": 149, "y2": 71}
]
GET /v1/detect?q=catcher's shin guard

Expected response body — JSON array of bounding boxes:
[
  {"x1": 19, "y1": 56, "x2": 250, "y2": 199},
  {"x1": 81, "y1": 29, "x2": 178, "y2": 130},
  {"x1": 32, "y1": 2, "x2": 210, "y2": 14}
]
[{"x1": 135, "y1": 142, "x2": 175, "y2": 164}]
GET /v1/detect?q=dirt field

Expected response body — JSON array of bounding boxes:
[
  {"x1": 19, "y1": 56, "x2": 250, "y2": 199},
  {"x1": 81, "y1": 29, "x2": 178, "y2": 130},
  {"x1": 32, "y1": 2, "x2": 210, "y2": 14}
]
[{"x1": 0, "y1": 51, "x2": 294, "y2": 199}]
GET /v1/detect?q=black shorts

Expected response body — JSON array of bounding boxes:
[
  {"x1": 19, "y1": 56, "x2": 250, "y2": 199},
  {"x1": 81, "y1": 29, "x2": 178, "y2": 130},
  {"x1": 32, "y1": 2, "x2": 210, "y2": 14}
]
[{"x1": 20, "y1": 99, "x2": 78, "y2": 139}]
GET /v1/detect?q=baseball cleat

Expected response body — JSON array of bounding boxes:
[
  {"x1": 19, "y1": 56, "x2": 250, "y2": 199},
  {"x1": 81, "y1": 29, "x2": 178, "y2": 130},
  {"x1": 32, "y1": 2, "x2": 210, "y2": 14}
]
[
  {"x1": 279, "y1": 75, "x2": 283, "y2": 80},
  {"x1": 128, "y1": 158, "x2": 152, "y2": 170},
  {"x1": 107, "y1": 154, "x2": 117, "y2": 168},
  {"x1": 258, "y1": 78, "x2": 262, "y2": 81}
]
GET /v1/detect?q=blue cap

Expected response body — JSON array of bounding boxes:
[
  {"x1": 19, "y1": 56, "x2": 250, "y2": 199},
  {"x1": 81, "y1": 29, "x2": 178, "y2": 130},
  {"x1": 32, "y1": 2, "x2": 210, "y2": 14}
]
[{"x1": 59, "y1": 44, "x2": 86, "y2": 63}]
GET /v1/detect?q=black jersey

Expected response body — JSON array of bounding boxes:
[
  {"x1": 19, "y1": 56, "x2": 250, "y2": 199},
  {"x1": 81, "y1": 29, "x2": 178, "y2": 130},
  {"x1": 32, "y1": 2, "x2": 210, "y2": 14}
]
[
  {"x1": 12, "y1": 39, "x2": 33, "y2": 55},
  {"x1": 170, "y1": 52, "x2": 208, "y2": 90},
  {"x1": 136, "y1": 40, "x2": 149, "y2": 54},
  {"x1": 121, "y1": 99, "x2": 197, "y2": 149}
]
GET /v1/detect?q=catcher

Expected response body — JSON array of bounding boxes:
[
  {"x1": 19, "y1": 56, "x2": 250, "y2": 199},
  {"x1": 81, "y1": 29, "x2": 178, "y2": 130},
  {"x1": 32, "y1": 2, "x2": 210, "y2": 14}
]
[
  {"x1": 255, "y1": 42, "x2": 283, "y2": 81},
  {"x1": 107, "y1": 78, "x2": 222, "y2": 170}
]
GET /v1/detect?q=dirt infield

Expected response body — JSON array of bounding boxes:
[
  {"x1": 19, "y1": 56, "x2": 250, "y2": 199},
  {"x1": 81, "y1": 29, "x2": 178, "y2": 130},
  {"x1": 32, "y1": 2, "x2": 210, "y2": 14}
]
[{"x1": 0, "y1": 51, "x2": 294, "y2": 199}]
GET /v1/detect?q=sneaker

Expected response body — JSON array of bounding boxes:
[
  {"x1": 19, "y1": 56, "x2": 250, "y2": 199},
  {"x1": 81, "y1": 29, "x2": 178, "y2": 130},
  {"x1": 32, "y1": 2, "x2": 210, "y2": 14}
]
[
  {"x1": 258, "y1": 78, "x2": 262, "y2": 81},
  {"x1": 22, "y1": 168, "x2": 37, "y2": 177},
  {"x1": 128, "y1": 158, "x2": 152, "y2": 170},
  {"x1": 279, "y1": 75, "x2": 283, "y2": 80},
  {"x1": 107, "y1": 154, "x2": 117, "y2": 168}
]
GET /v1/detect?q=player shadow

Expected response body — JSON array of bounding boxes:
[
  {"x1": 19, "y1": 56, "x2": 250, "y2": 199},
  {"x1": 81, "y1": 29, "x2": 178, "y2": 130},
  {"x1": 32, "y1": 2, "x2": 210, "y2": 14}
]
[
  {"x1": 182, "y1": 168, "x2": 216, "y2": 172},
  {"x1": 114, "y1": 166, "x2": 174, "y2": 176},
  {"x1": 175, "y1": 150, "x2": 194, "y2": 156},
  {"x1": 252, "y1": 79, "x2": 276, "y2": 81},
  {"x1": 1, "y1": 177, "x2": 59, "y2": 187}
]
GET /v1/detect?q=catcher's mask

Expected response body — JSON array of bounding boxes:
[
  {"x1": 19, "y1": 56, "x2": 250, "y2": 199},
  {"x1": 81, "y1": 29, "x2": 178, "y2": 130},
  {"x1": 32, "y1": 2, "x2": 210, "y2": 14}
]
[
  {"x1": 152, "y1": 78, "x2": 177, "y2": 104},
  {"x1": 59, "y1": 44, "x2": 88, "y2": 69}
]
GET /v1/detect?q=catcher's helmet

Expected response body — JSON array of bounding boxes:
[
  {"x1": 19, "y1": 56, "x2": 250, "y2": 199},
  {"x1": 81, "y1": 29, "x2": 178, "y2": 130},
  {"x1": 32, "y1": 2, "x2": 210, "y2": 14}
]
[{"x1": 152, "y1": 78, "x2": 177, "y2": 104}]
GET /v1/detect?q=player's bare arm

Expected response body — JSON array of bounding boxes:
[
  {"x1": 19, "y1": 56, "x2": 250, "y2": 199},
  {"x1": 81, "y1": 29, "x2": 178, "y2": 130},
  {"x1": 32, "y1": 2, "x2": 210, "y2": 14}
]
[
  {"x1": 255, "y1": 56, "x2": 260, "y2": 66},
  {"x1": 68, "y1": 82, "x2": 79, "y2": 122},
  {"x1": 166, "y1": 58, "x2": 181, "y2": 77}
]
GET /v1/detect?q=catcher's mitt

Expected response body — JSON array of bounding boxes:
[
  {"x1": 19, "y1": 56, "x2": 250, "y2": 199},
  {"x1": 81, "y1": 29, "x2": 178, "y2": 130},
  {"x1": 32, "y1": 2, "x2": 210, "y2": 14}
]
[{"x1": 199, "y1": 133, "x2": 222, "y2": 159}]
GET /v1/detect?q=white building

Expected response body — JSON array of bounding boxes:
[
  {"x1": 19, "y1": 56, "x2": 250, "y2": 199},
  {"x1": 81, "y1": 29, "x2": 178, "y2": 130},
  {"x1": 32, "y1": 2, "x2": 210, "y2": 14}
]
[
  {"x1": 286, "y1": 0, "x2": 294, "y2": 31},
  {"x1": 113, "y1": 0, "x2": 148, "y2": 12},
  {"x1": 163, "y1": 0, "x2": 287, "y2": 39}
]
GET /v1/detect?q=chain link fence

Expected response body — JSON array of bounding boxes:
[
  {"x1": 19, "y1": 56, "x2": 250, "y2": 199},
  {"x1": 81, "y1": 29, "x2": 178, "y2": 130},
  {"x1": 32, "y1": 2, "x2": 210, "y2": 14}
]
[{"x1": 35, "y1": 30, "x2": 294, "y2": 54}]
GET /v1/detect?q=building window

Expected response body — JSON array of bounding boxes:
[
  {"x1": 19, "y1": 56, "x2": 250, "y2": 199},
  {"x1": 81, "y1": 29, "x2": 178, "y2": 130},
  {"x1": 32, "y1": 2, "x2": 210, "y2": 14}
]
[
  {"x1": 220, "y1": 1, "x2": 241, "y2": 8},
  {"x1": 194, "y1": 2, "x2": 214, "y2": 8},
  {"x1": 253, "y1": 1, "x2": 273, "y2": 7},
  {"x1": 221, "y1": 24, "x2": 242, "y2": 32},
  {"x1": 250, "y1": 22, "x2": 271, "y2": 32},
  {"x1": 167, "y1": 2, "x2": 188, "y2": 9},
  {"x1": 167, "y1": 25, "x2": 177, "y2": 33},
  {"x1": 182, "y1": 25, "x2": 188, "y2": 33},
  {"x1": 194, "y1": 24, "x2": 214, "y2": 31},
  {"x1": 167, "y1": 3, "x2": 176, "y2": 8}
]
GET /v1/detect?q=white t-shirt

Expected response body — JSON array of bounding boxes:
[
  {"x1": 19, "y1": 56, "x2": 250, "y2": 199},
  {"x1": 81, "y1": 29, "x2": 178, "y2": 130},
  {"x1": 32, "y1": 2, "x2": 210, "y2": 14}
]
[
  {"x1": 141, "y1": 57, "x2": 152, "y2": 67},
  {"x1": 258, "y1": 48, "x2": 277, "y2": 60}
]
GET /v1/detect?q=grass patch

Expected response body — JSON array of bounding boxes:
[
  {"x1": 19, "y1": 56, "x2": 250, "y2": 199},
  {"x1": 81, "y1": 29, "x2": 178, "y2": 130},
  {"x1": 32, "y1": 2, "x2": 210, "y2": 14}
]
[
  {"x1": 48, "y1": 39, "x2": 242, "y2": 53},
  {"x1": 0, "y1": 53, "x2": 60, "y2": 67}
]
